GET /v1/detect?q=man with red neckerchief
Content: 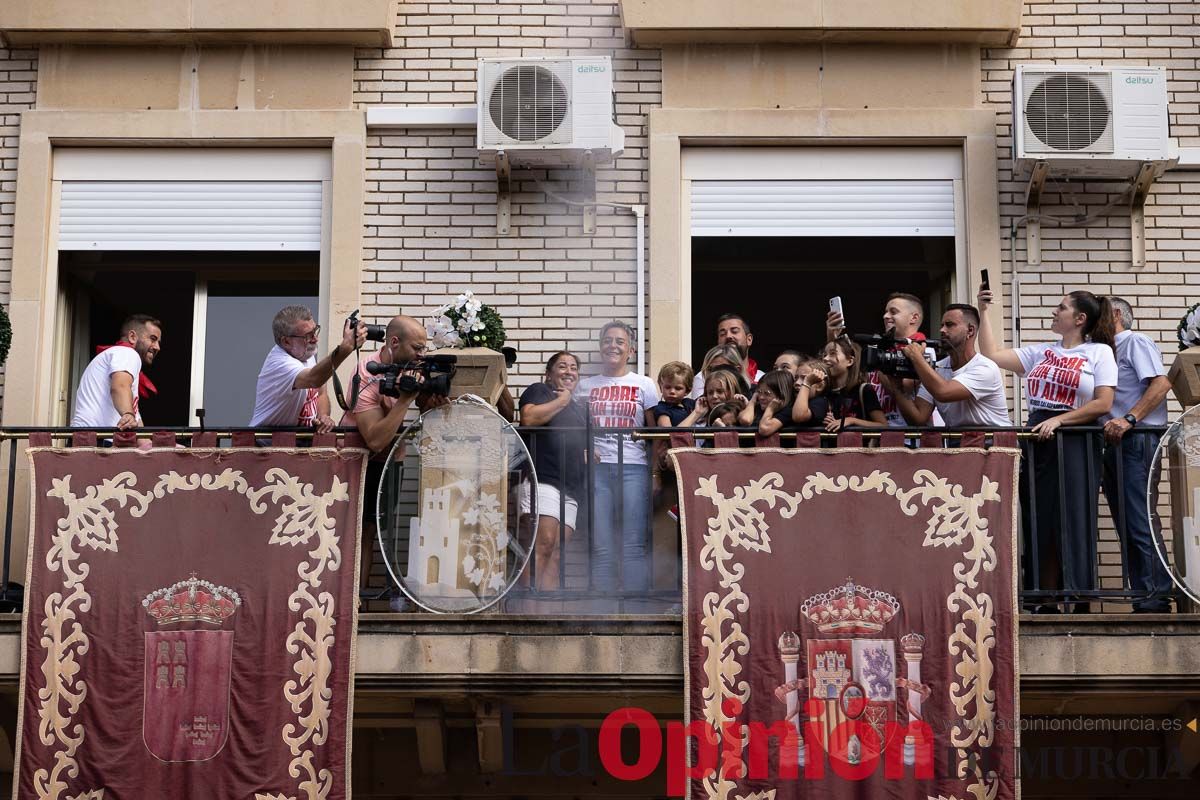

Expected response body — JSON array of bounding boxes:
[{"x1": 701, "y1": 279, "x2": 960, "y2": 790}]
[
  {"x1": 690, "y1": 313, "x2": 765, "y2": 399},
  {"x1": 72, "y1": 314, "x2": 162, "y2": 430}
]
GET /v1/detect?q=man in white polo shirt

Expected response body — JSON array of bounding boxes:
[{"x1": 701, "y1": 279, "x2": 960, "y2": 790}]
[
  {"x1": 72, "y1": 314, "x2": 163, "y2": 429},
  {"x1": 250, "y1": 306, "x2": 365, "y2": 433},
  {"x1": 883, "y1": 304, "x2": 1011, "y2": 429}
]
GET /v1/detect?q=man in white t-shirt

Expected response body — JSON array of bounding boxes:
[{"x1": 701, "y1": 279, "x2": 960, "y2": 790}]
[
  {"x1": 882, "y1": 304, "x2": 1011, "y2": 428},
  {"x1": 72, "y1": 314, "x2": 163, "y2": 429},
  {"x1": 828, "y1": 292, "x2": 937, "y2": 427},
  {"x1": 250, "y1": 306, "x2": 366, "y2": 433},
  {"x1": 1098, "y1": 297, "x2": 1173, "y2": 612}
]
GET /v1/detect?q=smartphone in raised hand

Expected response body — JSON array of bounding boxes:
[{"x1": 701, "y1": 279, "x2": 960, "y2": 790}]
[
  {"x1": 980, "y1": 269, "x2": 990, "y2": 291},
  {"x1": 829, "y1": 296, "x2": 844, "y2": 325}
]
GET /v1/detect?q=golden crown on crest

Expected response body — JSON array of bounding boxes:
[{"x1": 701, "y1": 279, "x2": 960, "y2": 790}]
[
  {"x1": 142, "y1": 573, "x2": 241, "y2": 626},
  {"x1": 800, "y1": 577, "x2": 900, "y2": 636}
]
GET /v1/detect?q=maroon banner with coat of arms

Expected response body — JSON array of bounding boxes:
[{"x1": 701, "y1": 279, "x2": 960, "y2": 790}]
[
  {"x1": 16, "y1": 445, "x2": 366, "y2": 799},
  {"x1": 670, "y1": 445, "x2": 1020, "y2": 800}
]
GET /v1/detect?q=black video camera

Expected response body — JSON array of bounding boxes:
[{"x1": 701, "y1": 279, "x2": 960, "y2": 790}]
[
  {"x1": 851, "y1": 332, "x2": 941, "y2": 379},
  {"x1": 366, "y1": 354, "x2": 457, "y2": 398},
  {"x1": 347, "y1": 309, "x2": 386, "y2": 343}
]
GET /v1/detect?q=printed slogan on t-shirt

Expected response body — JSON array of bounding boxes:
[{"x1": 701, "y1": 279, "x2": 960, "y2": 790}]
[
  {"x1": 1026, "y1": 349, "x2": 1085, "y2": 410},
  {"x1": 587, "y1": 383, "x2": 643, "y2": 428}
]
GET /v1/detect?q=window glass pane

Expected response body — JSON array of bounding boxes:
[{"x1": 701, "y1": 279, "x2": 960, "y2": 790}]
[{"x1": 203, "y1": 293, "x2": 318, "y2": 427}]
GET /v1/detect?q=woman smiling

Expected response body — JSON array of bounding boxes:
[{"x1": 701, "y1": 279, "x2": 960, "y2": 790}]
[{"x1": 576, "y1": 321, "x2": 659, "y2": 599}]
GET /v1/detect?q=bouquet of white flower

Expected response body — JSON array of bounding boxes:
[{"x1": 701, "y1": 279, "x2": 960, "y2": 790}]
[
  {"x1": 425, "y1": 291, "x2": 507, "y2": 351},
  {"x1": 1179, "y1": 302, "x2": 1200, "y2": 351}
]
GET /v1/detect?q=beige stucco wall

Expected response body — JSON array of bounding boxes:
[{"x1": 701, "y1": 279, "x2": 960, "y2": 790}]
[
  {"x1": 619, "y1": 0, "x2": 1025, "y2": 46},
  {"x1": 0, "y1": 0, "x2": 397, "y2": 47},
  {"x1": 663, "y1": 43, "x2": 982, "y2": 110},
  {"x1": 36, "y1": 44, "x2": 355, "y2": 110}
]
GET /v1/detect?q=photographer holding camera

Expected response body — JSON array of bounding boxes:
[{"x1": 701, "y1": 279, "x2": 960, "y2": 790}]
[
  {"x1": 828, "y1": 293, "x2": 936, "y2": 427},
  {"x1": 877, "y1": 304, "x2": 1011, "y2": 428},
  {"x1": 339, "y1": 313, "x2": 449, "y2": 604},
  {"x1": 340, "y1": 314, "x2": 450, "y2": 453},
  {"x1": 250, "y1": 306, "x2": 367, "y2": 433}
]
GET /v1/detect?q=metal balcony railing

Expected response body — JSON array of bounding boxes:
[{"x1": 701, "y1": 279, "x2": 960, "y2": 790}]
[{"x1": 0, "y1": 424, "x2": 1187, "y2": 616}]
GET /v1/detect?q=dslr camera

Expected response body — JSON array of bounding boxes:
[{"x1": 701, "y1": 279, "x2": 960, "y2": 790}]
[
  {"x1": 347, "y1": 309, "x2": 386, "y2": 343},
  {"x1": 367, "y1": 355, "x2": 457, "y2": 398},
  {"x1": 851, "y1": 332, "x2": 940, "y2": 380}
]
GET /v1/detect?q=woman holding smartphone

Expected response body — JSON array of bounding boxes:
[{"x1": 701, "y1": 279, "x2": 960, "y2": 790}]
[{"x1": 978, "y1": 287, "x2": 1116, "y2": 612}]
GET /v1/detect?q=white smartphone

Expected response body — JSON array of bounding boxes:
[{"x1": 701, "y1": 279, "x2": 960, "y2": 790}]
[{"x1": 829, "y1": 296, "x2": 844, "y2": 322}]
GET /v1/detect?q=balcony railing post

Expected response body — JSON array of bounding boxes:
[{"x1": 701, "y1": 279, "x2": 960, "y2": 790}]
[
  {"x1": 616, "y1": 432, "x2": 625, "y2": 613},
  {"x1": 2, "y1": 439, "x2": 16, "y2": 603},
  {"x1": 1084, "y1": 431, "x2": 1099, "y2": 592}
]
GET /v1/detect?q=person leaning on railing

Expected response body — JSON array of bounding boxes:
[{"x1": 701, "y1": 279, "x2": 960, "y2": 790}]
[
  {"x1": 576, "y1": 321, "x2": 659, "y2": 597},
  {"x1": 791, "y1": 338, "x2": 888, "y2": 432},
  {"x1": 1099, "y1": 297, "x2": 1174, "y2": 612},
  {"x1": 72, "y1": 314, "x2": 162, "y2": 431},
  {"x1": 877, "y1": 304, "x2": 1011, "y2": 429},
  {"x1": 517, "y1": 351, "x2": 588, "y2": 591},
  {"x1": 978, "y1": 288, "x2": 1117, "y2": 612},
  {"x1": 249, "y1": 306, "x2": 366, "y2": 434}
]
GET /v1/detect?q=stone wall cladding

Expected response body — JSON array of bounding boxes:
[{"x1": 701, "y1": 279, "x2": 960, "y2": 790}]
[
  {"x1": 354, "y1": 1, "x2": 659, "y2": 386},
  {"x1": 0, "y1": 45, "x2": 37, "y2": 403}
]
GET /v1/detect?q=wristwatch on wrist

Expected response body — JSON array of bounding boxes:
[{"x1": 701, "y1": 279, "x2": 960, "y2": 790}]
[{"x1": 1123, "y1": 413, "x2": 1137, "y2": 427}]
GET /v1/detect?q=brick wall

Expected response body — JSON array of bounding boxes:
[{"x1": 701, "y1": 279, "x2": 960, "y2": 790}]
[
  {"x1": 0, "y1": 45, "x2": 37, "y2": 404},
  {"x1": 354, "y1": 1, "x2": 660, "y2": 391},
  {"x1": 984, "y1": 1, "x2": 1200, "y2": 601},
  {"x1": 985, "y1": 1, "x2": 1199, "y2": 393}
]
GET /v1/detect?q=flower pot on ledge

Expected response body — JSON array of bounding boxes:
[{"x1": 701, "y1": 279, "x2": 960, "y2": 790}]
[
  {"x1": 449, "y1": 347, "x2": 507, "y2": 406},
  {"x1": 1169, "y1": 347, "x2": 1200, "y2": 408}
]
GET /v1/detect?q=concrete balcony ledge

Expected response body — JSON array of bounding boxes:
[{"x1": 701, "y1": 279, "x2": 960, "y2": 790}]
[
  {"x1": 3, "y1": 614, "x2": 1200, "y2": 698},
  {"x1": 0, "y1": 0, "x2": 397, "y2": 47},
  {"x1": 355, "y1": 615, "x2": 682, "y2": 694},
  {"x1": 619, "y1": 0, "x2": 1024, "y2": 46}
]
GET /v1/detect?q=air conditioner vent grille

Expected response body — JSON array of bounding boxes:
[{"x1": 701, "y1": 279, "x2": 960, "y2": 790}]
[
  {"x1": 487, "y1": 65, "x2": 570, "y2": 142},
  {"x1": 1023, "y1": 72, "x2": 1114, "y2": 153}
]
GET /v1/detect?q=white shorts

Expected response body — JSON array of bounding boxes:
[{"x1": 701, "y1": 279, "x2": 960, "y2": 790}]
[{"x1": 519, "y1": 481, "x2": 579, "y2": 529}]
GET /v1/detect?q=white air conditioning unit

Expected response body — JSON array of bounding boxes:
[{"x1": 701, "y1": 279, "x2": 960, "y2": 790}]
[
  {"x1": 476, "y1": 56, "x2": 625, "y2": 167},
  {"x1": 1013, "y1": 65, "x2": 1171, "y2": 179}
]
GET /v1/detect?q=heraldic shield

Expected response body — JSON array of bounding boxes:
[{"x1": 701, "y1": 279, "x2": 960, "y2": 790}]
[
  {"x1": 797, "y1": 578, "x2": 929, "y2": 766},
  {"x1": 141, "y1": 574, "x2": 240, "y2": 762}
]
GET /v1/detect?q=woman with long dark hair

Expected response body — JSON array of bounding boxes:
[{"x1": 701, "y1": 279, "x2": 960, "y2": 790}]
[{"x1": 979, "y1": 289, "x2": 1117, "y2": 611}]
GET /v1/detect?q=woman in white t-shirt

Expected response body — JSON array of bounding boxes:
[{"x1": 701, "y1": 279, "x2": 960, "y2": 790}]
[
  {"x1": 979, "y1": 289, "x2": 1117, "y2": 612},
  {"x1": 576, "y1": 321, "x2": 659, "y2": 598}
]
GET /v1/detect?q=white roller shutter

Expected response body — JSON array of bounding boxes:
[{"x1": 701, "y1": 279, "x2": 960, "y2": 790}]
[
  {"x1": 690, "y1": 179, "x2": 956, "y2": 237},
  {"x1": 58, "y1": 180, "x2": 324, "y2": 251}
]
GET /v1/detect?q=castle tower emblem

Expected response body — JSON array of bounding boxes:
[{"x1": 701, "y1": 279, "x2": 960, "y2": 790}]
[{"x1": 141, "y1": 574, "x2": 240, "y2": 762}]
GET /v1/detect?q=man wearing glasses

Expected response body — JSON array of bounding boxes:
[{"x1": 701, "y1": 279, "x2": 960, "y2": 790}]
[{"x1": 250, "y1": 305, "x2": 366, "y2": 432}]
